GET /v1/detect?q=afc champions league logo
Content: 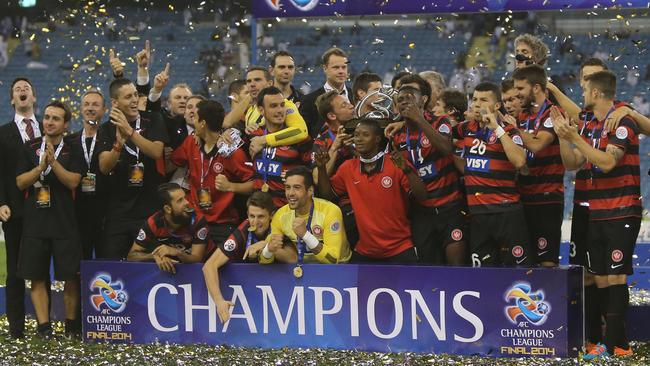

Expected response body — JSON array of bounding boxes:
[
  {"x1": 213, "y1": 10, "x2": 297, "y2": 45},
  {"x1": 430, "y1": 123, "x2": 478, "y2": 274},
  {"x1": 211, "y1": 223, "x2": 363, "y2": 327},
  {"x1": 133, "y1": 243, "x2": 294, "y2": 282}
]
[
  {"x1": 504, "y1": 282, "x2": 551, "y2": 326},
  {"x1": 266, "y1": 0, "x2": 319, "y2": 12},
  {"x1": 90, "y1": 273, "x2": 128, "y2": 314}
]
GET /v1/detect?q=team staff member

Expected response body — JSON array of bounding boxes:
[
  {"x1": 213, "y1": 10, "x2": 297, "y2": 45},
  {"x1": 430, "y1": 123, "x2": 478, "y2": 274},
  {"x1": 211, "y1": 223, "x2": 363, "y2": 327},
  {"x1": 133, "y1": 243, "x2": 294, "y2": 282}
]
[
  {"x1": 16, "y1": 101, "x2": 84, "y2": 339},
  {"x1": 203, "y1": 192, "x2": 279, "y2": 323},
  {"x1": 0, "y1": 77, "x2": 41, "y2": 338},
  {"x1": 127, "y1": 183, "x2": 207, "y2": 273},
  {"x1": 265, "y1": 167, "x2": 351, "y2": 265},
  {"x1": 316, "y1": 118, "x2": 428, "y2": 263},
  {"x1": 224, "y1": 87, "x2": 313, "y2": 207},
  {"x1": 300, "y1": 47, "x2": 352, "y2": 137},
  {"x1": 554, "y1": 71, "x2": 640, "y2": 360},
  {"x1": 270, "y1": 51, "x2": 303, "y2": 105},
  {"x1": 453, "y1": 82, "x2": 531, "y2": 267},
  {"x1": 511, "y1": 65, "x2": 564, "y2": 266},
  {"x1": 171, "y1": 100, "x2": 254, "y2": 247},
  {"x1": 97, "y1": 78, "x2": 169, "y2": 259},
  {"x1": 393, "y1": 85, "x2": 466, "y2": 265},
  {"x1": 68, "y1": 90, "x2": 106, "y2": 260}
]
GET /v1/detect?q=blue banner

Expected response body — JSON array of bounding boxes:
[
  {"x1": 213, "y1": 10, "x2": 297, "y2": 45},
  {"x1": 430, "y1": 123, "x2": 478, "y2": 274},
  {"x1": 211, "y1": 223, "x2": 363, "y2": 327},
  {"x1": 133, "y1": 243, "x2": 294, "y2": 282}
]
[
  {"x1": 252, "y1": 0, "x2": 650, "y2": 18},
  {"x1": 81, "y1": 261, "x2": 583, "y2": 358}
]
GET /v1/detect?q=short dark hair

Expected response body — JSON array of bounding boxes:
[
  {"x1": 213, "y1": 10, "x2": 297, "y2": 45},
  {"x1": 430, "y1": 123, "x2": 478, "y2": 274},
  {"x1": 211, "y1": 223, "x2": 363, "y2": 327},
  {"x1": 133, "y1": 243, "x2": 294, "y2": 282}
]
[
  {"x1": 246, "y1": 191, "x2": 276, "y2": 215},
  {"x1": 440, "y1": 89, "x2": 467, "y2": 121},
  {"x1": 246, "y1": 66, "x2": 273, "y2": 82},
  {"x1": 197, "y1": 100, "x2": 225, "y2": 132},
  {"x1": 315, "y1": 90, "x2": 340, "y2": 123},
  {"x1": 270, "y1": 51, "x2": 295, "y2": 68},
  {"x1": 474, "y1": 82, "x2": 502, "y2": 103},
  {"x1": 580, "y1": 58, "x2": 609, "y2": 78},
  {"x1": 397, "y1": 73, "x2": 432, "y2": 109},
  {"x1": 352, "y1": 72, "x2": 382, "y2": 104},
  {"x1": 285, "y1": 166, "x2": 314, "y2": 189},
  {"x1": 585, "y1": 70, "x2": 616, "y2": 100},
  {"x1": 357, "y1": 117, "x2": 387, "y2": 148},
  {"x1": 10, "y1": 77, "x2": 35, "y2": 103},
  {"x1": 228, "y1": 80, "x2": 246, "y2": 96},
  {"x1": 512, "y1": 64, "x2": 547, "y2": 91},
  {"x1": 109, "y1": 78, "x2": 135, "y2": 99},
  {"x1": 321, "y1": 47, "x2": 347, "y2": 66},
  {"x1": 44, "y1": 100, "x2": 72, "y2": 123},
  {"x1": 501, "y1": 79, "x2": 515, "y2": 94},
  {"x1": 256, "y1": 86, "x2": 283, "y2": 107},
  {"x1": 391, "y1": 71, "x2": 410, "y2": 88},
  {"x1": 158, "y1": 183, "x2": 183, "y2": 207}
]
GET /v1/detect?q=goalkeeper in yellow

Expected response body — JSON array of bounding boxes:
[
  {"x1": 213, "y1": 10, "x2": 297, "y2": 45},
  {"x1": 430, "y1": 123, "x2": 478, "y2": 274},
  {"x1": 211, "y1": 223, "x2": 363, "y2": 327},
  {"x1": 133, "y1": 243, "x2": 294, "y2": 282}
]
[{"x1": 258, "y1": 166, "x2": 351, "y2": 265}]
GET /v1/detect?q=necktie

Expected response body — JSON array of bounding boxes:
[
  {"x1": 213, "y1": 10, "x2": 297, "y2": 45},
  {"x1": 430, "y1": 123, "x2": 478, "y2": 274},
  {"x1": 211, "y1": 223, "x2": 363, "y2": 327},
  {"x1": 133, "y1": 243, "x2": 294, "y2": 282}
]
[{"x1": 23, "y1": 118, "x2": 35, "y2": 141}]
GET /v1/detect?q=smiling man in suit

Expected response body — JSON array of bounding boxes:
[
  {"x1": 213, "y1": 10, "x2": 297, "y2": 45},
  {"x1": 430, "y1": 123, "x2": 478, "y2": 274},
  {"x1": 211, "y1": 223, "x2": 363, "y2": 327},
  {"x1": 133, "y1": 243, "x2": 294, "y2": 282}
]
[
  {"x1": 0, "y1": 77, "x2": 41, "y2": 339},
  {"x1": 299, "y1": 47, "x2": 352, "y2": 137}
]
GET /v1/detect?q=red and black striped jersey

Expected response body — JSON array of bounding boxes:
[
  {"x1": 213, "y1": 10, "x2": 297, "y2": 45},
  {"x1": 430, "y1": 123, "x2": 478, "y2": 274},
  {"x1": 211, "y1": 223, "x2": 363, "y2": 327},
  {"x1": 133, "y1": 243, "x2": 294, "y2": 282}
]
[
  {"x1": 250, "y1": 127, "x2": 313, "y2": 207},
  {"x1": 207, "y1": 219, "x2": 268, "y2": 262},
  {"x1": 516, "y1": 100, "x2": 565, "y2": 205},
  {"x1": 135, "y1": 210, "x2": 210, "y2": 254},
  {"x1": 453, "y1": 120, "x2": 524, "y2": 214},
  {"x1": 313, "y1": 126, "x2": 354, "y2": 206},
  {"x1": 577, "y1": 115, "x2": 641, "y2": 221},
  {"x1": 392, "y1": 116, "x2": 462, "y2": 210}
]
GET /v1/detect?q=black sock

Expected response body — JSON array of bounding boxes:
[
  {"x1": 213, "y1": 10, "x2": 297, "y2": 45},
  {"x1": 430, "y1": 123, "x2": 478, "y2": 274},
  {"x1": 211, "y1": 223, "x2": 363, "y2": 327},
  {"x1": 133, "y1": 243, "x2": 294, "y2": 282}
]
[
  {"x1": 37, "y1": 322, "x2": 52, "y2": 333},
  {"x1": 605, "y1": 284, "x2": 629, "y2": 349},
  {"x1": 596, "y1": 286, "x2": 609, "y2": 343},
  {"x1": 65, "y1": 318, "x2": 81, "y2": 333},
  {"x1": 584, "y1": 285, "x2": 602, "y2": 344}
]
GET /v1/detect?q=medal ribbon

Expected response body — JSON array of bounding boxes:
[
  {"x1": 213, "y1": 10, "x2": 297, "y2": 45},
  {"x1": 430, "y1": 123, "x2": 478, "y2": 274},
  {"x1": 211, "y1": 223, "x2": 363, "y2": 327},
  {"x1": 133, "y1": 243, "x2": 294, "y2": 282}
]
[
  {"x1": 123, "y1": 117, "x2": 141, "y2": 162},
  {"x1": 39, "y1": 138, "x2": 65, "y2": 180},
  {"x1": 296, "y1": 201, "x2": 315, "y2": 266},
  {"x1": 81, "y1": 133, "x2": 97, "y2": 170}
]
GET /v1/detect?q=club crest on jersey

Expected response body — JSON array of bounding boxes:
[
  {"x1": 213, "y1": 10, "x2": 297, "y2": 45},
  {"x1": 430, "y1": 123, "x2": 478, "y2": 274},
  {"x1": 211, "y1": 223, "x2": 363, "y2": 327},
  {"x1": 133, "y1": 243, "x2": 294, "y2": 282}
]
[
  {"x1": 213, "y1": 162, "x2": 224, "y2": 174},
  {"x1": 512, "y1": 135, "x2": 523, "y2": 145},
  {"x1": 438, "y1": 124, "x2": 451, "y2": 135},
  {"x1": 35, "y1": 149, "x2": 42, "y2": 157},
  {"x1": 451, "y1": 229, "x2": 463, "y2": 241},
  {"x1": 223, "y1": 239, "x2": 236, "y2": 252},
  {"x1": 421, "y1": 136, "x2": 431, "y2": 147},
  {"x1": 615, "y1": 126, "x2": 628, "y2": 140},
  {"x1": 197, "y1": 227, "x2": 208, "y2": 241},
  {"x1": 381, "y1": 176, "x2": 393, "y2": 188},
  {"x1": 488, "y1": 133, "x2": 498, "y2": 144},
  {"x1": 601, "y1": 130, "x2": 608, "y2": 138},
  {"x1": 137, "y1": 229, "x2": 146, "y2": 241},
  {"x1": 512, "y1": 245, "x2": 524, "y2": 258},
  {"x1": 312, "y1": 225, "x2": 323, "y2": 236},
  {"x1": 537, "y1": 237, "x2": 548, "y2": 250},
  {"x1": 611, "y1": 249, "x2": 623, "y2": 263},
  {"x1": 279, "y1": 146, "x2": 290, "y2": 151},
  {"x1": 543, "y1": 118, "x2": 553, "y2": 128}
]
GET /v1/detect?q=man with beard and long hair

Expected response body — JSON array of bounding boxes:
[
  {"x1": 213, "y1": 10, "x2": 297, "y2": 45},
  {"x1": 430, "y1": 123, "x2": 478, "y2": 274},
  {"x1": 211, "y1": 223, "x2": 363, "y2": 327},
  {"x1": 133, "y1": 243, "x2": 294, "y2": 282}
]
[{"x1": 127, "y1": 183, "x2": 207, "y2": 273}]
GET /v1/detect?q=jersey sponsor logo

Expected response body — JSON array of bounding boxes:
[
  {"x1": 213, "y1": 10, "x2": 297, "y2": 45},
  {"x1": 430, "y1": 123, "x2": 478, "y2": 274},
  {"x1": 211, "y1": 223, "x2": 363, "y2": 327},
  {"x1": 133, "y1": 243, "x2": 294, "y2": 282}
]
[
  {"x1": 611, "y1": 249, "x2": 623, "y2": 263},
  {"x1": 312, "y1": 225, "x2": 323, "y2": 236},
  {"x1": 137, "y1": 229, "x2": 146, "y2": 241},
  {"x1": 465, "y1": 157, "x2": 490, "y2": 172},
  {"x1": 421, "y1": 136, "x2": 431, "y2": 147},
  {"x1": 330, "y1": 221, "x2": 340, "y2": 232},
  {"x1": 543, "y1": 117, "x2": 553, "y2": 128},
  {"x1": 451, "y1": 228, "x2": 463, "y2": 241},
  {"x1": 512, "y1": 135, "x2": 523, "y2": 146},
  {"x1": 512, "y1": 245, "x2": 524, "y2": 258},
  {"x1": 615, "y1": 126, "x2": 628, "y2": 140},
  {"x1": 213, "y1": 162, "x2": 224, "y2": 174},
  {"x1": 255, "y1": 160, "x2": 283, "y2": 176},
  {"x1": 417, "y1": 162, "x2": 438, "y2": 179},
  {"x1": 537, "y1": 237, "x2": 548, "y2": 250},
  {"x1": 381, "y1": 176, "x2": 393, "y2": 188},
  {"x1": 197, "y1": 227, "x2": 208, "y2": 241},
  {"x1": 223, "y1": 239, "x2": 236, "y2": 252},
  {"x1": 438, "y1": 124, "x2": 451, "y2": 135}
]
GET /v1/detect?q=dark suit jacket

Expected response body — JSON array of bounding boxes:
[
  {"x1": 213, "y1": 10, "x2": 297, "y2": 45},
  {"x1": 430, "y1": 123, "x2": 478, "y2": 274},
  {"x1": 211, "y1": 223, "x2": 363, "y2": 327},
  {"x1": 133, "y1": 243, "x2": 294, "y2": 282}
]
[{"x1": 0, "y1": 120, "x2": 42, "y2": 219}]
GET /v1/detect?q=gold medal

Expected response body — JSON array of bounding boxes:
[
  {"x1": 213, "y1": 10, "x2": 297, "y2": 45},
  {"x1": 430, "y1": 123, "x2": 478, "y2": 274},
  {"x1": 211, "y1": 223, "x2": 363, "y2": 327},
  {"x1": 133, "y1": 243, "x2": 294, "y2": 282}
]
[
  {"x1": 261, "y1": 183, "x2": 269, "y2": 192},
  {"x1": 293, "y1": 266, "x2": 303, "y2": 278}
]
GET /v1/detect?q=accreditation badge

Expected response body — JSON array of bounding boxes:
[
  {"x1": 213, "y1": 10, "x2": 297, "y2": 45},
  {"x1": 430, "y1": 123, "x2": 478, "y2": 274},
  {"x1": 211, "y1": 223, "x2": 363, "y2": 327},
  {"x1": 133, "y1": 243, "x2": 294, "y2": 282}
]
[
  {"x1": 36, "y1": 185, "x2": 51, "y2": 209},
  {"x1": 81, "y1": 172, "x2": 97, "y2": 194},
  {"x1": 128, "y1": 162, "x2": 145, "y2": 187},
  {"x1": 198, "y1": 187, "x2": 212, "y2": 210}
]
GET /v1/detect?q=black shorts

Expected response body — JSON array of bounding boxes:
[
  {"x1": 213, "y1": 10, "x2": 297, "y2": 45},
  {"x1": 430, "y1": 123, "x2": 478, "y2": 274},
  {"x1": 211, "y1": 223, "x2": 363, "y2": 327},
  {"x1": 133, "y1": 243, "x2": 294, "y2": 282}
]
[
  {"x1": 470, "y1": 209, "x2": 531, "y2": 267},
  {"x1": 341, "y1": 204, "x2": 359, "y2": 251},
  {"x1": 523, "y1": 203, "x2": 563, "y2": 264},
  {"x1": 411, "y1": 205, "x2": 467, "y2": 264},
  {"x1": 586, "y1": 217, "x2": 640, "y2": 275},
  {"x1": 569, "y1": 204, "x2": 589, "y2": 266},
  {"x1": 351, "y1": 246, "x2": 418, "y2": 264},
  {"x1": 17, "y1": 236, "x2": 81, "y2": 281}
]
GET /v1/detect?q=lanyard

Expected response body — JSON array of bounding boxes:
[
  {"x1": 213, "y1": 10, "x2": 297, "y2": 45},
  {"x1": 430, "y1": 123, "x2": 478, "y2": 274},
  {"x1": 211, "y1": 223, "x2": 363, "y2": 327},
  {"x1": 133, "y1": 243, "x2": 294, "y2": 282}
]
[
  {"x1": 296, "y1": 201, "x2": 315, "y2": 266},
  {"x1": 476, "y1": 126, "x2": 492, "y2": 144},
  {"x1": 525, "y1": 100, "x2": 548, "y2": 133},
  {"x1": 245, "y1": 226, "x2": 269, "y2": 250},
  {"x1": 81, "y1": 133, "x2": 96, "y2": 171},
  {"x1": 589, "y1": 107, "x2": 615, "y2": 150},
  {"x1": 39, "y1": 138, "x2": 65, "y2": 180},
  {"x1": 405, "y1": 127, "x2": 423, "y2": 167},
  {"x1": 261, "y1": 127, "x2": 273, "y2": 184},
  {"x1": 327, "y1": 128, "x2": 336, "y2": 145},
  {"x1": 199, "y1": 147, "x2": 215, "y2": 186},
  {"x1": 123, "y1": 117, "x2": 141, "y2": 161}
]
